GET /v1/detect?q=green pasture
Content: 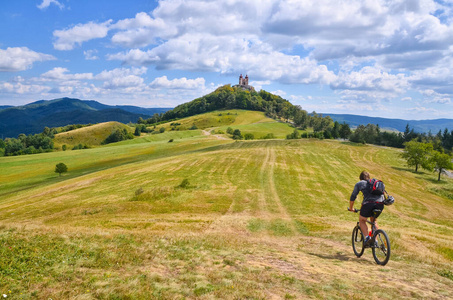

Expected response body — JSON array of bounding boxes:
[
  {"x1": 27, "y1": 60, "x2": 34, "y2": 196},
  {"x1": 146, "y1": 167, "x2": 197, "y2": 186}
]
[{"x1": 0, "y1": 114, "x2": 453, "y2": 298}]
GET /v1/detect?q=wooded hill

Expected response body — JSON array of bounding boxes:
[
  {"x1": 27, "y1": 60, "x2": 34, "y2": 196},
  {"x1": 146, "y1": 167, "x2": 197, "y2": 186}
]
[
  {"x1": 0, "y1": 98, "x2": 170, "y2": 138},
  {"x1": 140, "y1": 85, "x2": 331, "y2": 132}
]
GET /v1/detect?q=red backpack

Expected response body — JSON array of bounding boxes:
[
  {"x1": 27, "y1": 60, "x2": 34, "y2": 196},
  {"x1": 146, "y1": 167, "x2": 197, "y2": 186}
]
[{"x1": 367, "y1": 178, "x2": 385, "y2": 195}]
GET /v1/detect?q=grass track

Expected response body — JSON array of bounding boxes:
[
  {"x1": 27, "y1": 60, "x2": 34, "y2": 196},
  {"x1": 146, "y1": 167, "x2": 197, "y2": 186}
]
[{"x1": 1, "y1": 134, "x2": 453, "y2": 298}]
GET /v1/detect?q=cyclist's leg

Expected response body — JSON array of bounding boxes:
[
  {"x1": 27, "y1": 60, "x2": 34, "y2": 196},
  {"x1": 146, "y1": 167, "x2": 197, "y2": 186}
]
[
  {"x1": 370, "y1": 216, "x2": 378, "y2": 230},
  {"x1": 359, "y1": 203, "x2": 373, "y2": 237},
  {"x1": 359, "y1": 215, "x2": 368, "y2": 237}
]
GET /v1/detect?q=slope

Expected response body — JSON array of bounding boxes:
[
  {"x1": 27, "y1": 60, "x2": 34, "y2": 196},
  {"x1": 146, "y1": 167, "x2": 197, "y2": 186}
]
[
  {"x1": 158, "y1": 109, "x2": 296, "y2": 139},
  {"x1": 53, "y1": 121, "x2": 134, "y2": 148},
  {"x1": 0, "y1": 132, "x2": 452, "y2": 298}
]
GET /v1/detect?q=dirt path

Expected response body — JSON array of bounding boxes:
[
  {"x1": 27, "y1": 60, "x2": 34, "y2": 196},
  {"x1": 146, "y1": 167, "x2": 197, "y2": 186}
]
[{"x1": 202, "y1": 129, "x2": 230, "y2": 140}]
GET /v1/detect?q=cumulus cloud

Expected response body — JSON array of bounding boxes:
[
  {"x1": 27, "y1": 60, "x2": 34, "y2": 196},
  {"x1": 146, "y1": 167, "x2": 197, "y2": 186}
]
[
  {"x1": 9, "y1": 0, "x2": 453, "y2": 111},
  {"x1": 0, "y1": 47, "x2": 55, "y2": 72},
  {"x1": 53, "y1": 20, "x2": 112, "y2": 50},
  {"x1": 150, "y1": 76, "x2": 205, "y2": 89},
  {"x1": 37, "y1": 0, "x2": 64, "y2": 10},
  {"x1": 108, "y1": 34, "x2": 336, "y2": 85},
  {"x1": 41, "y1": 67, "x2": 93, "y2": 81},
  {"x1": 95, "y1": 67, "x2": 147, "y2": 89},
  {"x1": 331, "y1": 66, "x2": 409, "y2": 97},
  {"x1": 0, "y1": 81, "x2": 51, "y2": 94}
]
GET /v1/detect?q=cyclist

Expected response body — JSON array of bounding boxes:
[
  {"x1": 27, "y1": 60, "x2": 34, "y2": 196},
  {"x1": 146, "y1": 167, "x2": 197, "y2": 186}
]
[{"x1": 348, "y1": 171, "x2": 385, "y2": 245}]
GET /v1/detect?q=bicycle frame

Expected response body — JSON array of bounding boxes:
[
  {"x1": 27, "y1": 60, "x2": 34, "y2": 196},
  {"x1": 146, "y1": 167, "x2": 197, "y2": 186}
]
[{"x1": 349, "y1": 207, "x2": 391, "y2": 265}]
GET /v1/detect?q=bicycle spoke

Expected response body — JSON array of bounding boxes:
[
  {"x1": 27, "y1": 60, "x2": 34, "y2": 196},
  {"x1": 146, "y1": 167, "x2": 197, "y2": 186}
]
[{"x1": 372, "y1": 230, "x2": 391, "y2": 265}]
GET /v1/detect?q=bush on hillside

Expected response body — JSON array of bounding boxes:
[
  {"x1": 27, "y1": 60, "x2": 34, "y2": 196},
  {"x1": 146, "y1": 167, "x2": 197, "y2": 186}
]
[
  {"x1": 286, "y1": 129, "x2": 300, "y2": 140},
  {"x1": 244, "y1": 133, "x2": 254, "y2": 140},
  {"x1": 178, "y1": 179, "x2": 191, "y2": 189},
  {"x1": 232, "y1": 129, "x2": 243, "y2": 140},
  {"x1": 102, "y1": 129, "x2": 134, "y2": 144}
]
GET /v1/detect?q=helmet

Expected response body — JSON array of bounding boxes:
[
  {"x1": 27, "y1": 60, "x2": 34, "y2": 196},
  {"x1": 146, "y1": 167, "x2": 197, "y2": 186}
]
[{"x1": 383, "y1": 195, "x2": 394, "y2": 206}]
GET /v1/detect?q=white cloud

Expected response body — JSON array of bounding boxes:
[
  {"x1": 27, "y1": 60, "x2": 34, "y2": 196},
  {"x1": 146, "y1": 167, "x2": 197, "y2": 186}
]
[
  {"x1": 0, "y1": 81, "x2": 51, "y2": 94},
  {"x1": 95, "y1": 67, "x2": 147, "y2": 89},
  {"x1": 0, "y1": 47, "x2": 55, "y2": 72},
  {"x1": 108, "y1": 34, "x2": 336, "y2": 85},
  {"x1": 150, "y1": 76, "x2": 205, "y2": 89},
  {"x1": 41, "y1": 67, "x2": 93, "y2": 81},
  {"x1": 84, "y1": 50, "x2": 99, "y2": 60},
  {"x1": 421, "y1": 89, "x2": 452, "y2": 104},
  {"x1": 53, "y1": 20, "x2": 112, "y2": 50},
  {"x1": 37, "y1": 0, "x2": 64, "y2": 10},
  {"x1": 331, "y1": 66, "x2": 409, "y2": 95}
]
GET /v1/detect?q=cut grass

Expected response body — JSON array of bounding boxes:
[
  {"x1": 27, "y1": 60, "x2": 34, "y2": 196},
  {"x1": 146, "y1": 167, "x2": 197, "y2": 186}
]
[{"x1": 0, "y1": 135, "x2": 452, "y2": 299}]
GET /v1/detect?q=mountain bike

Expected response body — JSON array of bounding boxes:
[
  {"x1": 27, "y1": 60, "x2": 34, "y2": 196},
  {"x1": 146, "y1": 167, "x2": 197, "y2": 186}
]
[{"x1": 350, "y1": 208, "x2": 391, "y2": 265}]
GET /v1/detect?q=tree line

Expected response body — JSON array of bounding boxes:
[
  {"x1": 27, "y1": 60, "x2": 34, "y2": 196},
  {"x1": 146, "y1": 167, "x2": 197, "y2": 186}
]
[
  {"x1": 0, "y1": 127, "x2": 55, "y2": 156},
  {"x1": 347, "y1": 123, "x2": 453, "y2": 153}
]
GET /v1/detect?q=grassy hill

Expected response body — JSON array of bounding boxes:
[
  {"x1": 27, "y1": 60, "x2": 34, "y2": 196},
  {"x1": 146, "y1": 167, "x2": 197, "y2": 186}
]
[
  {"x1": 53, "y1": 121, "x2": 134, "y2": 149},
  {"x1": 0, "y1": 111, "x2": 452, "y2": 299},
  {"x1": 158, "y1": 110, "x2": 297, "y2": 139}
]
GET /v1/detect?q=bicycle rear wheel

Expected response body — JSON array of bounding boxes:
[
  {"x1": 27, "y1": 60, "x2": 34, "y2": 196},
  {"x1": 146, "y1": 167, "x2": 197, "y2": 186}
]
[
  {"x1": 352, "y1": 225, "x2": 364, "y2": 257},
  {"x1": 372, "y1": 229, "x2": 391, "y2": 265}
]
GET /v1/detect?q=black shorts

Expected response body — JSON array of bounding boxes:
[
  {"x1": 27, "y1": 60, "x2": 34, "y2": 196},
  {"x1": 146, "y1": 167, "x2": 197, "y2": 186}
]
[{"x1": 360, "y1": 202, "x2": 384, "y2": 218}]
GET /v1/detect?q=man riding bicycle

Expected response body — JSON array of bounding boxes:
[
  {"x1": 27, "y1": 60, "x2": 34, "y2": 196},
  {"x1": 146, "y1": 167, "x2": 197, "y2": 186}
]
[{"x1": 348, "y1": 171, "x2": 384, "y2": 245}]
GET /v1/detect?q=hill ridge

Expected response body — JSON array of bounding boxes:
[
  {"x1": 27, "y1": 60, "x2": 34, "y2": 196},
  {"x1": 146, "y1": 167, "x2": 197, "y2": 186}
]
[{"x1": 0, "y1": 98, "x2": 171, "y2": 138}]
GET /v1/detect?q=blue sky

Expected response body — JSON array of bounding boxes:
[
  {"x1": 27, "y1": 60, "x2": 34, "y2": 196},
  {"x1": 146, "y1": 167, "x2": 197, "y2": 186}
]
[{"x1": 1, "y1": 0, "x2": 453, "y2": 120}]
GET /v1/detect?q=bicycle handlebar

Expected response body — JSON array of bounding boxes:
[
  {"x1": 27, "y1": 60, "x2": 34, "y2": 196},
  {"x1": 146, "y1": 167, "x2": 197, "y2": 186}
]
[{"x1": 347, "y1": 208, "x2": 360, "y2": 213}]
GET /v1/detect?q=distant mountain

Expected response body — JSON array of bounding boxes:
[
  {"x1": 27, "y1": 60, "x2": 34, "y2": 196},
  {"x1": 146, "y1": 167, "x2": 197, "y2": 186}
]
[
  {"x1": 324, "y1": 113, "x2": 453, "y2": 133},
  {"x1": 0, "y1": 105, "x2": 13, "y2": 111},
  {"x1": 0, "y1": 98, "x2": 172, "y2": 138}
]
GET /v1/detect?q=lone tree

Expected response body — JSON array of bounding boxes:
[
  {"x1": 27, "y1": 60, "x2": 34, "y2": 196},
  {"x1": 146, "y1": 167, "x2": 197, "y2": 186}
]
[
  {"x1": 401, "y1": 140, "x2": 433, "y2": 172},
  {"x1": 55, "y1": 163, "x2": 68, "y2": 177},
  {"x1": 431, "y1": 151, "x2": 453, "y2": 181}
]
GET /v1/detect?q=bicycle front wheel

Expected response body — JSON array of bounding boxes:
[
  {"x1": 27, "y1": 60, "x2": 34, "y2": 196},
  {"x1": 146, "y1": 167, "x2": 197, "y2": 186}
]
[
  {"x1": 372, "y1": 229, "x2": 391, "y2": 265},
  {"x1": 352, "y1": 225, "x2": 364, "y2": 257}
]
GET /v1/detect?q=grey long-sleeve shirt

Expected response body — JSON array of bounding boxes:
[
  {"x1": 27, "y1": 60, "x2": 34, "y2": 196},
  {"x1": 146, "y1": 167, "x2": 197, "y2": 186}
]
[{"x1": 350, "y1": 180, "x2": 384, "y2": 205}]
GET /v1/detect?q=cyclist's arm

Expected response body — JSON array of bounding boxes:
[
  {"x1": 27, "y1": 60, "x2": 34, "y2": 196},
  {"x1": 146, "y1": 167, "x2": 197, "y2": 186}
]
[
  {"x1": 348, "y1": 201, "x2": 355, "y2": 211},
  {"x1": 349, "y1": 182, "x2": 361, "y2": 211}
]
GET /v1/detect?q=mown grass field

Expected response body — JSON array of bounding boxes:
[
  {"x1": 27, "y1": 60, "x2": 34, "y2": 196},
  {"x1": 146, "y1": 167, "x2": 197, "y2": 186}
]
[
  {"x1": 53, "y1": 122, "x2": 134, "y2": 149},
  {"x1": 1, "y1": 110, "x2": 452, "y2": 299}
]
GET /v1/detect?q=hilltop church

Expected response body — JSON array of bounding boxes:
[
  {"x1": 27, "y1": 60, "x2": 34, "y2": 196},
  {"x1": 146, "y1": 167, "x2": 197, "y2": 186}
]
[{"x1": 233, "y1": 74, "x2": 255, "y2": 91}]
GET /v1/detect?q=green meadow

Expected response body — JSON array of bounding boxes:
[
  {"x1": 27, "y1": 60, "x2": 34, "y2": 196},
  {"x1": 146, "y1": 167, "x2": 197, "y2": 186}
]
[{"x1": 1, "y1": 110, "x2": 452, "y2": 299}]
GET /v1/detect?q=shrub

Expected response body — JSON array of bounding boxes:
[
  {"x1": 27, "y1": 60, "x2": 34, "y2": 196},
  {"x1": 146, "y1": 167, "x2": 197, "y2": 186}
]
[
  {"x1": 232, "y1": 129, "x2": 243, "y2": 140},
  {"x1": 178, "y1": 178, "x2": 190, "y2": 188},
  {"x1": 226, "y1": 127, "x2": 233, "y2": 134},
  {"x1": 190, "y1": 124, "x2": 198, "y2": 130},
  {"x1": 244, "y1": 133, "x2": 254, "y2": 140},
  {"x1": 168, "y1": 139, "x2": 174, "y2": 143},
  {"x1": 286, "y1": 129, "x2": 300, "y2": 139},
  {"x1": 159, "y1": 127, "x2": 165, "y2": 133}
]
